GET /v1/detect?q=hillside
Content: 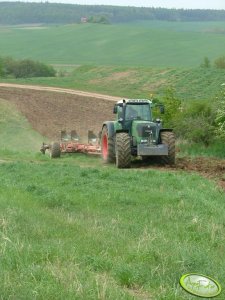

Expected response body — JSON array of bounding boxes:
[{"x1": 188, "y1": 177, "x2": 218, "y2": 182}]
[
  {"x1": 1, "y1": 20, "x2": 225, "y2": 102},
  {"x1": 2, "y1": 65, "x2": 225, "y2": 101},
  {"x1": 0, "y1": 22, "x2": 225, "y2": 69}
]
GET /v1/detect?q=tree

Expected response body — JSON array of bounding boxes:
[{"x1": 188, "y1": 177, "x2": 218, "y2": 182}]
[{"x1": 200, "y1": 56, "x2": 210, "y2": 68}]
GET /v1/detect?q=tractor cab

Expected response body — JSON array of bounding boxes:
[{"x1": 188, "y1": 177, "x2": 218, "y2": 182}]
[
  {"x1": 114, "y1": 99, "x2": 152, "y2": 122},
  {"x1": 113, "y1": 99, "x2": 162, "y2": 148}
]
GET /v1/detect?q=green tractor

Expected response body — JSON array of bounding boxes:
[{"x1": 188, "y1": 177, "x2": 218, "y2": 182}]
[{"x1": 101, "y1": 99, "x2": 175, "y2": 168}]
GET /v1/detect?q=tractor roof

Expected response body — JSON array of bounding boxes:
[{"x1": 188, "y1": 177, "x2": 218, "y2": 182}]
[{"x1": 116, "y1": 99, "x2": 152, "y2": 105}]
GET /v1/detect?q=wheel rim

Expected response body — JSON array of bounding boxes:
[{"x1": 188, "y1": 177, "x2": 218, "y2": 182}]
[{"x1": 102, "y1": 134, "x2": 108, "y2": 159}]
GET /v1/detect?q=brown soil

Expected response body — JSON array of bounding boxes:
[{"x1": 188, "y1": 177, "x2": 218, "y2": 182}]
[
  {"x1": 0, "y1": 83, "x2": 225, "y2": 190},
  {"x1": 135, "y1": 156, "x2": 225, "y2": 191},
  {"x1": 0, "y1": 84, "x2": 119, "y2": 141}
]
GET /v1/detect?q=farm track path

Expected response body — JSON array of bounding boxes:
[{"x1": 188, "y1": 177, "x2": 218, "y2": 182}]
[{"x1": 0, "y1": 83, "x2": 120, "y2": 101}]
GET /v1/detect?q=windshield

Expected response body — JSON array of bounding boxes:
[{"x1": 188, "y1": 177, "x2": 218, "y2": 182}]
[{"x1": 125, "y1": 104, "x2": 151, "y2": 121}]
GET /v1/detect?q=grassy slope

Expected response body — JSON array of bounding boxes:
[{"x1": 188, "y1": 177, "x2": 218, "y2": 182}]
[
  {"x1": 0, "y1": 98, "x2": 45, "y2": 156},
  {"x1": 3, "y1": 65, "x2": 225, "y2": 101},
  {"x1": 0, "y1": 21, "x2": 225, "y2": 67},
  {"x1": 0, "y1": 156, "x2": 225, "y2": 299}
]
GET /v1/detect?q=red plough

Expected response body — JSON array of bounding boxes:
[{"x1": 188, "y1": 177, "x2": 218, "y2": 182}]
[{"x1": 41, "y1": 130, "x2": 101, "y2": 158}]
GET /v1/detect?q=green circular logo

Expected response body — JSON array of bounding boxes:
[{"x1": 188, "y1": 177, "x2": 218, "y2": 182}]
[{"x1": 180, "y1": 273, "x2": 222, "y2": 298}]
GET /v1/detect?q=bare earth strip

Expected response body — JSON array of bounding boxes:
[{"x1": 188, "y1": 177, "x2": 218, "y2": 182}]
[{"x1": 0, "y1": 83, "x2": 121, "y2": 102}]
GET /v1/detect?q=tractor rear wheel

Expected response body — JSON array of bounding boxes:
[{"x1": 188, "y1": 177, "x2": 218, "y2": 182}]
[
  {"x1": 160, "y1": 131, "x2": 175, "y2": 165},
  {"x1": 49, "y1": 142, "x2": 61, "y2": 158},
  {"x1": 116, "y1": 132, "x2": 131, "y2": 168},
  {"x1": 101, "y1": 126, "x2": 115, "y2": 163}
]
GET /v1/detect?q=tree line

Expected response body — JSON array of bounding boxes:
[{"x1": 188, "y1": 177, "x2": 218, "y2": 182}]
[
  {"x1": 0, "y1": 2, "x2": 225, "y2": 25},
  {"x1": 0, "y1": 57, "x2": 56, "y2": 78}
]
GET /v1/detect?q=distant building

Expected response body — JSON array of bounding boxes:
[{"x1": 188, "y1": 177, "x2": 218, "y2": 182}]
[{"x1": 81, "y1": 17, "x2": 87, "y2": 23}]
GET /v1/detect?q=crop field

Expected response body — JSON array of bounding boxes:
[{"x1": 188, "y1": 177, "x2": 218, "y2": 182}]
[
  {"x1": 3, "y1": 65, "x2": 225, "y2": 101},
  {"x1": 0, "y1": 21, "x2": 225, "y2": 67}
]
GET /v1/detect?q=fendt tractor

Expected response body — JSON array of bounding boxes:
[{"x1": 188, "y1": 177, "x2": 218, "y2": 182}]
[
  {"x1": 41, "y1": 98, "x2": 175, "y2": 168},
  {"x1": 101, "y1": 99, "x2": 175, "y2": 168}
]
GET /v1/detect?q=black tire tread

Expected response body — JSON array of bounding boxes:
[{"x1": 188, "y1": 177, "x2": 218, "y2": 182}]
[
  {"x1": 160, "y1": 131, "x2": 175, "y2": 165},
  {"x1": 50, "y1": 142, "x2": 61, "y2": 158},
  {"x1": 116, "y1": 132, "x2": 131, "y2": 168}
]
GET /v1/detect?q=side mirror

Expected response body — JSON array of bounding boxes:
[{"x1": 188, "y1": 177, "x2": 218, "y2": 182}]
[{"x1": 113, "y1": 105, "x2": 117, "y2": 114}]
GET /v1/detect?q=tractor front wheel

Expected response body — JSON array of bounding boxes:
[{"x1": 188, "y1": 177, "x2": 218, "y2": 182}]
[
  {"x1": 101, "y1": 126, "x2": 115, "y2": 163},
  {"x1": 49, "y1": 142, "x2": 61, "y2": 158},
  {"x1": 116, "y1": 132, "x2": 131, "y2": 168},
  {"x1": 160, "y1": 131, "x2": 175, "y2": 165}
]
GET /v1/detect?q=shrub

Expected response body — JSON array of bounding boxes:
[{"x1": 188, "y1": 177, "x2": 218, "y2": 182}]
[
  {"x1": 214, "y1": 56, "x2": 225, "y2": 69},
  {"x1": 2, "y1": 57, "x2": 56, "y2": 78},
  {"x1": 176, "y1": 100, "x2": 216, "y2": 146},
  {"x1": 13, "y1": 59, "x2": 56, "y2": 78},
  {"x1": 87, "y1": 15, "x2": 109, "y2": 24},
  {"x1": 215, "y1": 84, "x2": 225, "y2": 140}
]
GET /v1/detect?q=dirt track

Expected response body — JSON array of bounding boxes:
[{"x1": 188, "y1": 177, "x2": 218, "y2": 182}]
[
  {"x1": 0, "y1": 83, "x2": 120, "y2": 101},
  {"x1": 0, "y1": 83, "x2": 225, "y2": 190}
]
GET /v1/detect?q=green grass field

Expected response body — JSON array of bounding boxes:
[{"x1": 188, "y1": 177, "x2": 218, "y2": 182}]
[
  {"x1": 1, "y1": 153, "x2": 225, "y2": 300},
  {"x1": 1, "y1": 21, "x2": 225, "y2": 67}
]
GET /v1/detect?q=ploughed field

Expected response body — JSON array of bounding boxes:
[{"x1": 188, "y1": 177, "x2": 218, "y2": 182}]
[
  {"x1": 0, "y1": 84, "x2": 225, "y2": 190},
  {"x1": 0, "y1": 85, "x2": 118, "y2": 142}
]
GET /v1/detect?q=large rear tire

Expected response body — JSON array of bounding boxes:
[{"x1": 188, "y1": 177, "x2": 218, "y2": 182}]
[
  {"x1": 160, "y1": 131, "x2": 175, "y2": 165},
  {"x1": 101, "y1": 126, "x2": 115, "y2": 163},
  {"x1": 49, "y1": 142, "x2": 61, "y2": 158},
  {"x1": 116, "y1": 132, "x2": 131, "y2": 168}
]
